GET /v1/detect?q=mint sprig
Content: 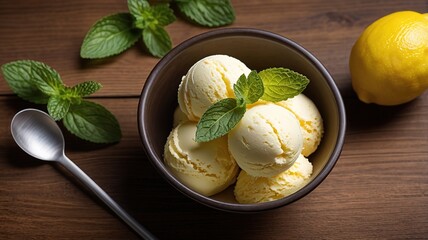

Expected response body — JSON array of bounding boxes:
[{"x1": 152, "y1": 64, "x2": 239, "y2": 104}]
[
  {"x1": 80, "y1": 0, "x2": 175, "y2": 59},
  {"x1": 195, "y1": 68, "x2": 309, "y2": 142},
  {"x1": 80, "y1": 0, "x2": 235, "y2": 59},
  {"x1": 1, "y1": 60, "x2": 121, "y2": 143}
]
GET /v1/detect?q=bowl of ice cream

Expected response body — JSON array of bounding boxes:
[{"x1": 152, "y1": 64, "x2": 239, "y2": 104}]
[{"x1": 138, "y1": 28, "x2": 346, "y2": 212}]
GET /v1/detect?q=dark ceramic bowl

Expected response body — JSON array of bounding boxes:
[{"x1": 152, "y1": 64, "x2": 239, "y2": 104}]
[{"x1": 138, "y1": 28, "x2": 346, "y2": 212}]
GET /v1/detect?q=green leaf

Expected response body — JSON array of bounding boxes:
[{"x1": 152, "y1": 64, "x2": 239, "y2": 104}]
[
  {"x1": 176, "y1": 0, "x2": 235, "y2": 27},
  {"x1": 80, "y1": 13, "x2": 141, "y2": 59},
  {"x1": 30, "y1": 62, "x2": 64, "y2": 96},
  {"x1": 1, "y1": 60, "x2": 63, "y2": 99},
  {"x1": 1, "y1": 60, "x2": 50, "y2": 104},
  {"x1": 143, "y1": 26, "x2": 172, "y2": 57},
  {"x1": 150, "y1": 4, "x2": 176, "y2": 26},
  {"x1": 233, "y1": 71, "x2": 264, "y2": 104},
  {"x1": 127, "y1": 0, "x2": 150, "y2": 18},
  {"x1": 259, "y1": 67, "x2": 310, "y2": 102},
  {"x1": 195, "y1": 98, "x2": 246, "y2": 142},
  {"x1": 63, "y1": 100, "x2": 122, "y2": 143},
  {"x1": 47, "y1": 96, "x2": 71, "y2": 120},
  {"x1": 69, "y1": 81, "x2": 102, "y2": 97}
]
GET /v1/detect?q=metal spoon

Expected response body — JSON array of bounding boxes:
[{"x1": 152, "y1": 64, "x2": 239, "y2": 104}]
[{"x1": 10, "y1": 108, "x2": 156, "y2": 240}]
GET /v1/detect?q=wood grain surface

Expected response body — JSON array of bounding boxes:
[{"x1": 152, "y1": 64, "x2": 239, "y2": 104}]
[{"x1": 1, "y1": 0, "x2": 427, "y2": 239}]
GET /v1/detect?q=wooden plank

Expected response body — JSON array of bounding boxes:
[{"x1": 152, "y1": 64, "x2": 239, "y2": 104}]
[{"x1": 0, "y1": 0, "x2": 427, "y2": 239}]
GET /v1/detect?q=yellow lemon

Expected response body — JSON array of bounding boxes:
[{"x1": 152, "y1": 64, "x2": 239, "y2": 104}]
[{"x1": 350, "y1": 11, "x2": 428, "y2": 105}]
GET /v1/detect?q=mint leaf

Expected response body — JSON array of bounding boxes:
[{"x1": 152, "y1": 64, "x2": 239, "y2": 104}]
[
  {"x1": 69, "y1": 81, "x2": 102, "y2": 97},
  {"x1": 233, "y1": 71, "x2": 264, "y2": 104},
  {"x1": 143, "y1": 26, "x2": 172, "y2": 57},
  {"x1": 80, "y1": 13, "x2": 141, "y2": 59},
  {"x1": 176, "y1": 0, "x2": 235, "y2": 27},
  {"x1": 63, "y1": 100, "x2": 122, "y2": 143},
  {"x1": 1, "y1": 60, "x2": 50, "y2": 104},
  {"x1": 259, "y1": 68, "x2": 310, "y2": 102},
  {"x1": 30, "y1": 61, "x2": 64, "y2": 96},
  {"x1": 149, "y1": 4, "x2": 176, "y2": 26},
  {"x1": 1, "y1": 60, "x2": 64, "y2": 97},
  {"x1": 195, "y1": 98, "x2": 246, "y2": 142},
  {"x1": 47, "y1": 96, "x2": 71, "y2": 120},
  {"x1": 127, "y1": 0, "x2": 150, "y2": 18}
]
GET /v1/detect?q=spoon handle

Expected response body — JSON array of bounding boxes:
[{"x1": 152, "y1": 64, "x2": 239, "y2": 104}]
[{"x1": 58, "y1": 155, "x2": 157, "y2": 240}]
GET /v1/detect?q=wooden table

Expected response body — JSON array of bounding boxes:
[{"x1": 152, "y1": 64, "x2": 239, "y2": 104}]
[{"x1": 1, "y1": 0, "x2": 427, "y2": 239}]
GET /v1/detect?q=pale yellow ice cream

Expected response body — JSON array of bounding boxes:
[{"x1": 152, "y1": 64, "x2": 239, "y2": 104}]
[
  {"x1": 173, "y1": 106, "x2": 188, "y2": 127},
  {"x1": 234, "y1": 154, "x2": 313, "y2": 204},
  {"x1": 167, "y1": 56, "x2": 321, "y2": 202},
  {"x1": 164, "y1": 121, "x2": 239, "y2": 196},
  {"x1": 178, "y1": 54, "x2": 251, "y2": 121},
  {"x1": 228, "y1": 104, "x2": 303, "y2": 177},
  {"x1": 276, "y1": 94, "x2": 324, "y2": 156}
]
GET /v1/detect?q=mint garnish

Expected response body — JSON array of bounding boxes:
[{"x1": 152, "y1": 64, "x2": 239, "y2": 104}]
[
  {"x1": 1, "y1": 60, "x2": 121, "y2": 143},
  {"x1": 80, "y1": 0, "x2": 235, "y2": 59},
  {"x1": 234, "y1": 71, "x2": 264, "y2": 104},
  {"x1": 176, "y1": 0, "x2": 235, "y2": 27},
  {"x1": 195, "y1": 98, "x2": 246, "y2": 142},
  {"x1": 195, "y1": 67, "x2": 309, "y2": 142},
  {"x1": 259, "y1": 68, "x2": 310, "y2": 102}
]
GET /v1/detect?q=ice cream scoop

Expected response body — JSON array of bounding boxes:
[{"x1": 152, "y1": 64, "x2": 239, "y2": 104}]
[
  {"x1": 178, "y1": 54, "x2": 251, "y2": 121},
  {"x1": 234, "y1": 154, "x2": 313, "y2": 204},
  {"x1": 228, "y1": 104, "x2": 303, "y2": 177},
  {"x1": 276, "y1": 94, "x2": 323, "y2": 156},
  {"x1": 173, "y1": 106, "x2": 189, "y2": 127},
  {"x1": 164, "y1": 121, "x2": 239, "y2": 196}
]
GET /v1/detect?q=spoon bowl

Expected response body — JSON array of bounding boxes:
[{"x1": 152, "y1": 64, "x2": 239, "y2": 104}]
[{"x1": 11, "y1": 109, "x2": 64, "y2": 161}]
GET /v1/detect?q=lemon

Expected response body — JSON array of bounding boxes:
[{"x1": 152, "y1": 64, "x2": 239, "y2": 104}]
[{"x1": 350, "y1": 11, "x2": 428, "y2": 105}]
